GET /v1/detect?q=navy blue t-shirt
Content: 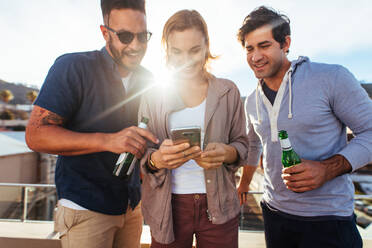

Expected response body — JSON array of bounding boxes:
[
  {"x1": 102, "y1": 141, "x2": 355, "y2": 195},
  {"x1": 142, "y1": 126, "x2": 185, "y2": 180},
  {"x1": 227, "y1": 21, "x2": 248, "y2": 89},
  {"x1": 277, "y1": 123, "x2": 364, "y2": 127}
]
[
  {"x1": 262, "y1": 81, "x2": 277, "y2": 105},
  {"x1": 34, "y1": 47, "x2": 152, "y2": 215}
]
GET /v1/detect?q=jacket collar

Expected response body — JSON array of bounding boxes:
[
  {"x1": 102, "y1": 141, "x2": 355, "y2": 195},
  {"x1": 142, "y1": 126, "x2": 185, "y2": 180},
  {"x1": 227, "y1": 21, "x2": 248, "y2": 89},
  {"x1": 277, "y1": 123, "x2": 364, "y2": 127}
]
[
  {"x1": 163, "y1": 75, "x2": 231, "y2": 139},
  {"x1": 204, "y1": 76, "x2": 230, "y2": 130},
  {"x1": 101, "y1": 46, "x2": 118, "y2": 72},
  {"x1": 164, "y1": 75, "x2": 230, "y2": 113}
]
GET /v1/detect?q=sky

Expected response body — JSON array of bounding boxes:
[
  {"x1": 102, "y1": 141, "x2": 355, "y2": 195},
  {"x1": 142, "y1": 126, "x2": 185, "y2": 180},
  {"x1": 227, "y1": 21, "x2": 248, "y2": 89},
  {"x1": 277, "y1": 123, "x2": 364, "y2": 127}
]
[{"x1": 0, "y1": 0, "x2": 371, "y2": 96}]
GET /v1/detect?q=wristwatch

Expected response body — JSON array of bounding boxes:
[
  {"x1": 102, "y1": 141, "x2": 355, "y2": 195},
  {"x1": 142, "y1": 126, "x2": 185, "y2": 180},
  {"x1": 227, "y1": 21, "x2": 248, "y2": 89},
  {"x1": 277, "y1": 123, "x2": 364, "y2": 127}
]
[{"x1": 147, "y1": 152, "x2": 159, "y2": 172}]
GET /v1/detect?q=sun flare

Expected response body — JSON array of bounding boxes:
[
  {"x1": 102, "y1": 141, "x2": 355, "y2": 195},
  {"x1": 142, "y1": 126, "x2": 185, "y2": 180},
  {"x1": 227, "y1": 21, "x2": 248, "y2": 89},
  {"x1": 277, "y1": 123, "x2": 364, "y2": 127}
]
[{"x1": 151, "y1": 64, "x2": 175, "y2": 90}]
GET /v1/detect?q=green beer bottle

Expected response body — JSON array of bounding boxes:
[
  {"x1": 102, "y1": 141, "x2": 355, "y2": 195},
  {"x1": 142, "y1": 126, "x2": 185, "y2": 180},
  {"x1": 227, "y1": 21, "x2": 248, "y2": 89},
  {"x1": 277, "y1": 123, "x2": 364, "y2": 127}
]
[
  {"x1": 278, "y1": 130, "x2": 301, "y2": 168},
  {"x1": 113, "y1": 117, "x2": 149, "y2": 179}
]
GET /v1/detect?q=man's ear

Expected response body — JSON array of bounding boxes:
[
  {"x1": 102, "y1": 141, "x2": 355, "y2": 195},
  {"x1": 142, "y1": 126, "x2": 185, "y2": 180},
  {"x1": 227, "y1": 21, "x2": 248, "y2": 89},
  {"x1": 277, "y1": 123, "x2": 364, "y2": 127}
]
[
  {"x1": 100, "y1": 25, "x2": 109, "y2": 42},
  {"x1": 283, "y1": 35, "x2": 291, "y2": 53}
]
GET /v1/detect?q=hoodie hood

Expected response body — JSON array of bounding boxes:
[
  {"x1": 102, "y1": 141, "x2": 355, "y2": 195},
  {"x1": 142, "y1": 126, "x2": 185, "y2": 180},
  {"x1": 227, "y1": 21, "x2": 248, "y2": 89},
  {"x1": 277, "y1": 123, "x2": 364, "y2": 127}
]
[{"x1": 291, "y1": 56, "x2": 309, "y2": 73}]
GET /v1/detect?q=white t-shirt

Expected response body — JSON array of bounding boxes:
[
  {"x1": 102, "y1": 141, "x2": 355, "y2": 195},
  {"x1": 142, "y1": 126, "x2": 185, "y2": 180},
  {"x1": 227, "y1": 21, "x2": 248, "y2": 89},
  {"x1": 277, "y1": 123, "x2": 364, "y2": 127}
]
[
  {"x1": 169, "y1": 99, "x2": 206, "y2": 194},
  {"x1": 122, "y1": 73, "x2": 133, "y2": 92},
  {"x1": 59, "y1": 198, "x2": 87, "y2": 210}
]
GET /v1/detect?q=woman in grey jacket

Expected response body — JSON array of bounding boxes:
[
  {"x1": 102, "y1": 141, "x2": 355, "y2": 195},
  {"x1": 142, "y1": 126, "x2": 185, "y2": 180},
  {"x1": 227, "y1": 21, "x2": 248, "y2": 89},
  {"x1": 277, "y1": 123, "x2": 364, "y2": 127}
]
[{"x1": 138, "y1": 9, "x2": 249, "y2": 248}]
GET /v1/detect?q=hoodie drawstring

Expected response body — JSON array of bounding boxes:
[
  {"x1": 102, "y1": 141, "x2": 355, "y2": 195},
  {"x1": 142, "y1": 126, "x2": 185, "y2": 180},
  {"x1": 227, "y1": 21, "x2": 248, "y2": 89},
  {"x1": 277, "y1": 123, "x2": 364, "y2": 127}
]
[
  {"x1": 255, "y1": 68, "x2": 293, "y2": 124},
  {"x1": 288, "y1": 69, "x2": 293, "y2": 119},
  {"x1": 255, "y1": 83, "x2": 262, "y2": 123}
]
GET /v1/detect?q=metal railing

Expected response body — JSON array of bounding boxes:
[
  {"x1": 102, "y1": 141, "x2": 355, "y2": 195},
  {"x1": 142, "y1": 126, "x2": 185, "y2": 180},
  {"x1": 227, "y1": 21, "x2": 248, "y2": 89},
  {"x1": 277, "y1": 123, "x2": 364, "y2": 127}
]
[
  {"x1": 1, "y1": 183, "x2": 372, "y2": 228},
  {"x1": 0, "y1": 183, "x2": 56, "y2": 222}
]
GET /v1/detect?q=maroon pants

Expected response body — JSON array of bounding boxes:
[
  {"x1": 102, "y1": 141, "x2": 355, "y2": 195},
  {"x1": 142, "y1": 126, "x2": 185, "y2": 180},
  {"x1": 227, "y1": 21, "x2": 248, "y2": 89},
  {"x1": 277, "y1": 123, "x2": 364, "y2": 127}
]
[{"x1": 151, "y1": 194, "x2": 238, "y2": 248}]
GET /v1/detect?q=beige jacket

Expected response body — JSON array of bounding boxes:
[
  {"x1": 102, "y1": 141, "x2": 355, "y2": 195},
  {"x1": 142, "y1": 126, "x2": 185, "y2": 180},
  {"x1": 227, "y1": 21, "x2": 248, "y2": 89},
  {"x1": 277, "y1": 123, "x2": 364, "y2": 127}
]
[{"x1": 138, "y1": 76, "x2": 249, "y2": 244}]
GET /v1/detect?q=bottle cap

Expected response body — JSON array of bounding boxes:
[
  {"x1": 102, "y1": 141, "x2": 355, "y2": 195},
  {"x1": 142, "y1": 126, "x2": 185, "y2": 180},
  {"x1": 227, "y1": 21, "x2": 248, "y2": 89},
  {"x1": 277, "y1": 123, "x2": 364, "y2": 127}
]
[
  {"x1": 278, "y1": 130, "x2": 288, "y2": 139},
  {"x1": 141, "y1": 117, "x2": 149, "y2": 124}
]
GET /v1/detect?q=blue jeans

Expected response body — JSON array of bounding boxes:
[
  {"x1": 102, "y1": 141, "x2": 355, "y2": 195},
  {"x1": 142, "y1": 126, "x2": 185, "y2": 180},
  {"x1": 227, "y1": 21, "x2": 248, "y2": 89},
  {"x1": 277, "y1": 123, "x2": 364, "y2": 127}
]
[{"x1": 261, "y1": 201, "x2": 362, "y2": 248}]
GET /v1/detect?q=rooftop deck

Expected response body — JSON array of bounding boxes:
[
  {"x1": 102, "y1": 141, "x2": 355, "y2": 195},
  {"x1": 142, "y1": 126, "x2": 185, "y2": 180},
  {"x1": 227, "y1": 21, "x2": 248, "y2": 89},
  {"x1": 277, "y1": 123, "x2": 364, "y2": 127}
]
[
  {"x1": 1, "y1": 175, "x2": 372, "y2": 247},
  {"x1": 0, "y1": 221, "x2": 267, "y2": 248}
]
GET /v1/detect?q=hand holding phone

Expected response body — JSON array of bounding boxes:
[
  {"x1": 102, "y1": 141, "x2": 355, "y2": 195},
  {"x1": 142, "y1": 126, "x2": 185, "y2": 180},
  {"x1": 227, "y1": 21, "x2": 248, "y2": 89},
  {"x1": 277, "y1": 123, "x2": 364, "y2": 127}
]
[
  {"x1": 151, "y1": 139, "x2": 202, "y2": 170},
  {"x1": 195, "y1": 142, "x2": 237, "y2": 170},
  {"x1": 148, "y1": 126, "x2": 202, "y2": 170}
]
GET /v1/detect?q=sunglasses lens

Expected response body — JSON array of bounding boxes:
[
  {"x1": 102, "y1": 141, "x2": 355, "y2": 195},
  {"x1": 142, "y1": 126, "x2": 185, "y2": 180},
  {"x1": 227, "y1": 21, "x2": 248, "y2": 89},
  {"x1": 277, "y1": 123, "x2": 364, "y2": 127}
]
[
  {"x1": 116, "y1": 30, "x2": 151, "y2": 44},
  {"x1": 118, "y1": 31, "x2": 134, "y2": 44},
  {"x1": 137, "y1": 32, "x2": 151, "y2": 43}
]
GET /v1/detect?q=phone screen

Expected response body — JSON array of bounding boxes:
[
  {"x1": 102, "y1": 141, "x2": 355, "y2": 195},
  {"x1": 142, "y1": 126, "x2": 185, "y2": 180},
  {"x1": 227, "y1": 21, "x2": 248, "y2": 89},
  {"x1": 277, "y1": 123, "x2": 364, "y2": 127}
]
[{"x1": 171, "y1": 127, "x2": 201, "y2": 147}]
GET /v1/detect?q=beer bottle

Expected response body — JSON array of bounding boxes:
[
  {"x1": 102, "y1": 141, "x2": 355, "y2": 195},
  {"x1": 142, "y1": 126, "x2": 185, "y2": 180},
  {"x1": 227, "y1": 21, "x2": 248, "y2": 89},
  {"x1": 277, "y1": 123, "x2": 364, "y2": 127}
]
[
  {"x1": 278, "y1": 130, "x2": 301, "y2": 168},
  {"x1": 113, "y1": 117, "x2": 149, "y2": 179}
]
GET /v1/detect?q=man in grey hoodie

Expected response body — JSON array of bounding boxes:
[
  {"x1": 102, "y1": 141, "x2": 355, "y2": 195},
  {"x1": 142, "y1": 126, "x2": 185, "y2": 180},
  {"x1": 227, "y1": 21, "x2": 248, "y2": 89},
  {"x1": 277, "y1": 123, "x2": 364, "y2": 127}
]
[{"x1": 237, "y1": 6, "x2": 372, "y2": 248}]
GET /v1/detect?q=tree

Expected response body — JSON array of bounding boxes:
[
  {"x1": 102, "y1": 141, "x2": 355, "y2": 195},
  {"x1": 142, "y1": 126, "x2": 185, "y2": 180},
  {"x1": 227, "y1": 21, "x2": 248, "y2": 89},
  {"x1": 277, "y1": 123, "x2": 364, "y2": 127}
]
[
  {"x1": 0, "y1": 89, "x2": 14, "y2": 103},
  {"x1": 26, "y1": 90, "x2": 38, "y2": 103},
  {"x1": 0, "y1": 109, "x2": 15, "y2": 120}
]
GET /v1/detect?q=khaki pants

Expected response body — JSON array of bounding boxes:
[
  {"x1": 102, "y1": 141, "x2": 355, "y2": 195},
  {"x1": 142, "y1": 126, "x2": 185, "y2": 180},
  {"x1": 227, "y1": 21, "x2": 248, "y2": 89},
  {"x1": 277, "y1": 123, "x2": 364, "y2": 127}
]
[{"x1": 54, "y1": 202, "x2": 143, "y2": 248}]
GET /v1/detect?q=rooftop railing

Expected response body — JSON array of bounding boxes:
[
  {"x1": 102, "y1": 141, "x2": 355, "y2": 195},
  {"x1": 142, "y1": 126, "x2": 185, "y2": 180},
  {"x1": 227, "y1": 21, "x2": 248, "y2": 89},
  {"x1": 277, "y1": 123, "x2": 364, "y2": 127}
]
[
  {"x1": 0, "y1": 183, "x2": 371, "y2": 232},
  {"x1": 0, "y1": 183, "x2": 57, "y2": 223}
]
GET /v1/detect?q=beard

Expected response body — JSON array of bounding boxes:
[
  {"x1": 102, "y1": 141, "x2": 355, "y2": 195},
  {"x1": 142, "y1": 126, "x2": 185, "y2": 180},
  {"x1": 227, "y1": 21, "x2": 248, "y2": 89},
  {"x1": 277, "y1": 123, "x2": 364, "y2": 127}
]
[
  {"x1": 108, "y1": 35, "x2": 145, "y2": 72},
  {"x1": 108, "y1": 36, "x2": 130, "y2": 71}
]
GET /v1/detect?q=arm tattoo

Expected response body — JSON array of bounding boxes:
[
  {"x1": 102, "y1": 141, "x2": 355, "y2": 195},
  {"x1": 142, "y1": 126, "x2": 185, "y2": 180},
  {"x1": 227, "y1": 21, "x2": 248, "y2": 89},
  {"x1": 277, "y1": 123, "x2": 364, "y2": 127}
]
[
  {"x1": 29, "y1": 106, "x2": 65, "y2": 128},
  {"x1": 41, "y1": 112, "x2": 64, "y2": 126}
]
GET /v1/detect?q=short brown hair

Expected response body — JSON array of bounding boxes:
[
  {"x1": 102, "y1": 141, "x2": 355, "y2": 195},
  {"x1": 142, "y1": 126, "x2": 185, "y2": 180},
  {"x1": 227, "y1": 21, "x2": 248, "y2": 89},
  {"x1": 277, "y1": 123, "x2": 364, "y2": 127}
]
[
  {"x1": 237, "y1": 6, "x2": 290, "y2": 49},
  {"x1": 101, "y1": 0, "x2": 146, "y2": 22}
]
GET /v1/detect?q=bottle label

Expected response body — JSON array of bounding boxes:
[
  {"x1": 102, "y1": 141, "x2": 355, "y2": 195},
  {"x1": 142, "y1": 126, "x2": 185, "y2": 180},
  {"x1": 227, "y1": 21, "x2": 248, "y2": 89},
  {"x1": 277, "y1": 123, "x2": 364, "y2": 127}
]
[
  {"x1": 138, "y1": 122, "x2": 147, "y2": 129},
  {"x1": 114, "y1": 152, "x2": 130, "y2": 176},
  {"x1": 280, "y1": 138, "x2": 292, "y2": 151},
  {"x1": 126, "y1": 158, "x2": 138, "y2": 176}
]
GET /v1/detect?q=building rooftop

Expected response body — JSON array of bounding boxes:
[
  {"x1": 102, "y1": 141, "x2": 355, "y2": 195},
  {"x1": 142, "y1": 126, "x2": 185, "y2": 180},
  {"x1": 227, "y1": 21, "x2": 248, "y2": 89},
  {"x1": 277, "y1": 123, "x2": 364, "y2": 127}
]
[
  {"x1": 0, "y1": 132, "x2": 32, "y2": 157},
  {"x1": 1, "y1": 131, "x2": 26, "y2": 143}
]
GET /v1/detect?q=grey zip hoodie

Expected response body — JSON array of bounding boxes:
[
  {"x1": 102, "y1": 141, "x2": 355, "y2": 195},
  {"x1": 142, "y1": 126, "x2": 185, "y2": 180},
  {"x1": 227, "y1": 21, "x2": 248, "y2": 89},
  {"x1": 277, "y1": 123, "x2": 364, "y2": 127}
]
[{"x1": 245, "y1": 56, "x2": 372, "y2": 217}]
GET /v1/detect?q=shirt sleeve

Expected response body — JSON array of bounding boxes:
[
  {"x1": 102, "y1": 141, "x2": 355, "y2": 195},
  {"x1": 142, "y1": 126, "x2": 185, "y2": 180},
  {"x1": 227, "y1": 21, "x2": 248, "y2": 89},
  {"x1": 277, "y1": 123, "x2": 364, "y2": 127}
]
[
  {"x1": 34, "y1": 54, "x2": 82, "y2": 120},
  {"x1": 138, "y1": 91, "x2": 167, "y2": 189},
  {"x1": 226, "y1": 85, "x2": 250, "y2": 170},
  {"x1": 245, "y1": 96, "x2": 263, "y2": 166},
  {"x1": 332, "y1": 66, "x2": 372, "y2": 171}
]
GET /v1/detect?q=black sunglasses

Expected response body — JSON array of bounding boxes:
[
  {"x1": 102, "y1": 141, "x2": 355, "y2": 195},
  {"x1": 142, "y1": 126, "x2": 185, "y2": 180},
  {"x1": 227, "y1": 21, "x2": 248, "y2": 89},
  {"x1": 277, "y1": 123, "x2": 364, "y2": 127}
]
[{"x1": 104, "y1": 25, "x2": 152, "y2": 45}]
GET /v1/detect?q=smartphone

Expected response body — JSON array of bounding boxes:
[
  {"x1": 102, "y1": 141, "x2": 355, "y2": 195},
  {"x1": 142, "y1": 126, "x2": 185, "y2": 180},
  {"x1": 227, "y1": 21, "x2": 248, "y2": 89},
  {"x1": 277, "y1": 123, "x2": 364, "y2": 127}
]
[{"x1": 171, "y1": 126, "x2": 201, "y2": 147}]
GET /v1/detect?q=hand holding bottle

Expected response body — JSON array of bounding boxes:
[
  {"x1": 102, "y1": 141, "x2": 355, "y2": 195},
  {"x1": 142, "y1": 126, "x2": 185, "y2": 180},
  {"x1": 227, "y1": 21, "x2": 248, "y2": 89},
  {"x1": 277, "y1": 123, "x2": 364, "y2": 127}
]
[
  {"x1": 107, "y1": 126, "x2": 158, "y2": 158},
  {"x1": 278, "y1": 130, "x2": 352, "y2": 193},
  {"x1": 282, "y1": 155, "x2": 352, "y2": 193},
  {"x1": 112, "y1": 117, "x2": 159, "y2": 179},
  {"x1": 281, "y1": 159, "x2": 327, "y2": 193}
]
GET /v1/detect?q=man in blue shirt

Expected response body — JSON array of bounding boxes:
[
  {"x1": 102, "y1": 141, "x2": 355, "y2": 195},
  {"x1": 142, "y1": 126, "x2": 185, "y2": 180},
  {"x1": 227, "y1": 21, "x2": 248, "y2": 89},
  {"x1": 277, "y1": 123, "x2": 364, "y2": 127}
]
[
  {"x1": 237, "y1": 6, "x2": 372, "y2": 248},
  {"x1": 25, "y1": 0, "x2": 158, "y2": 247}
]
